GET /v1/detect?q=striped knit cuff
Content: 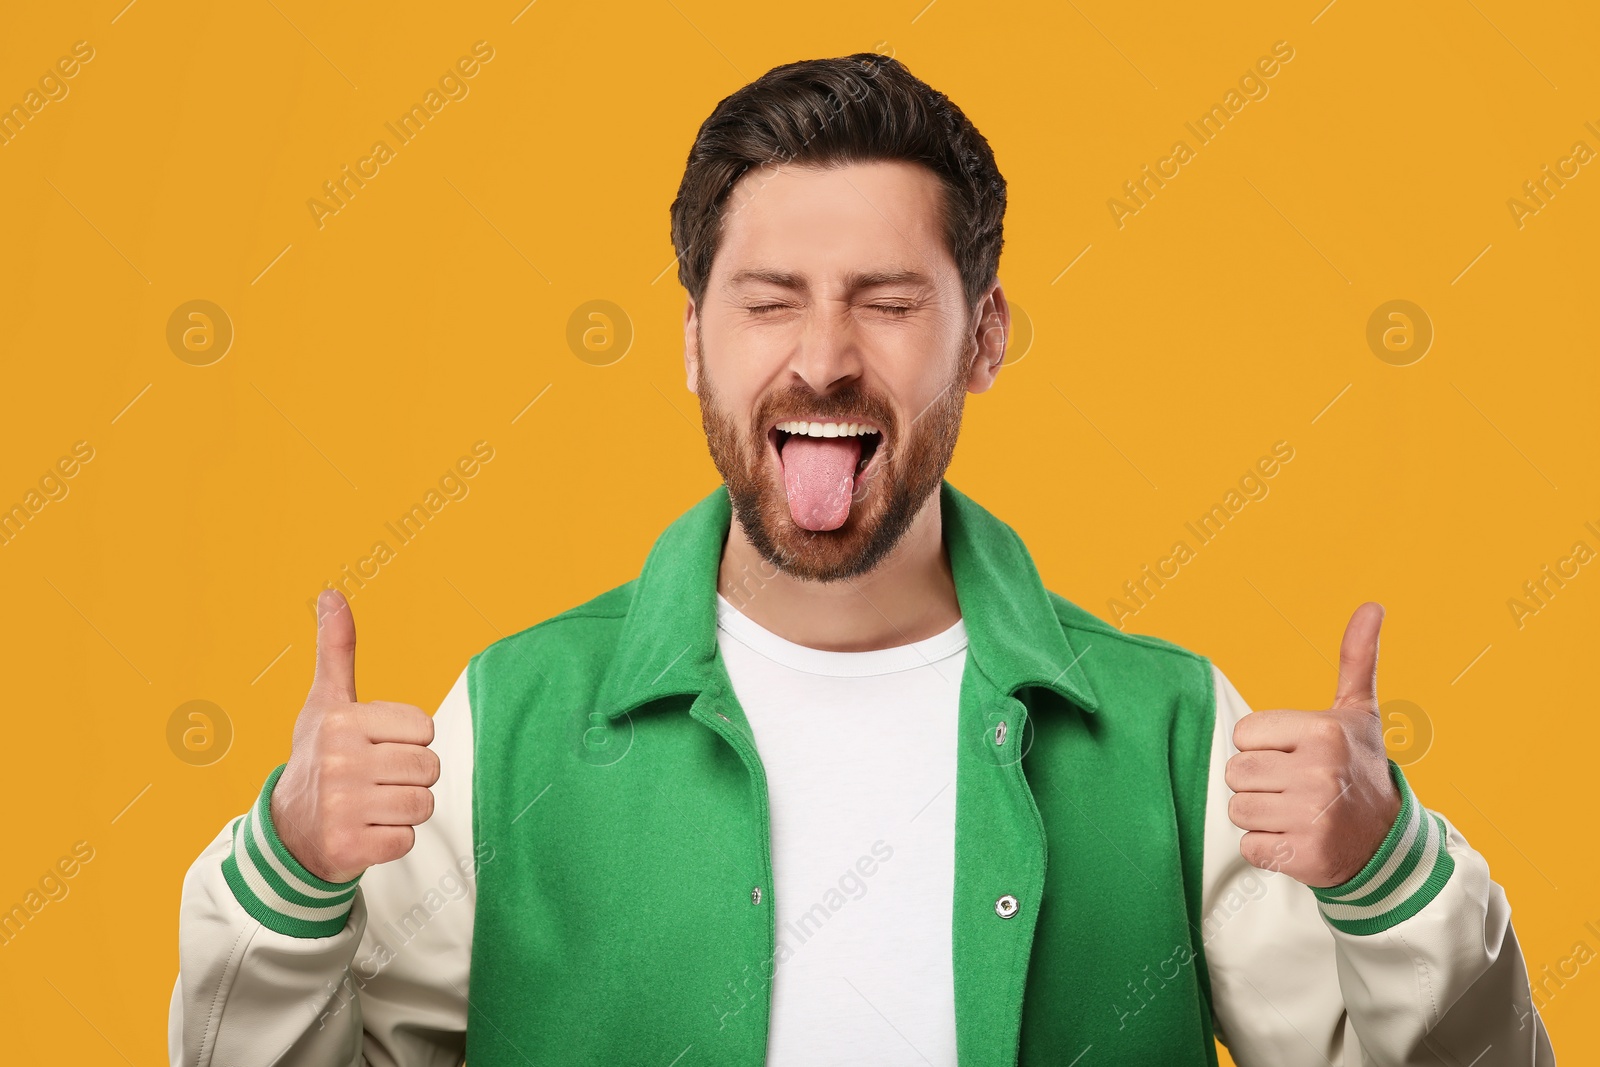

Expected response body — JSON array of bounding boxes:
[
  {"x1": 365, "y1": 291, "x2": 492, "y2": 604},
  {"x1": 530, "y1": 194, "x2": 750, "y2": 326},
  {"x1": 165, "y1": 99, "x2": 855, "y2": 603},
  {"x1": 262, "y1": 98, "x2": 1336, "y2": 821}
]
[
  {"x1": 221, "y1": 763, "x2": 361, "y2": 938},
  {"x1": 1310, "y1": 759, "x2": 1455, "y2": 935}
]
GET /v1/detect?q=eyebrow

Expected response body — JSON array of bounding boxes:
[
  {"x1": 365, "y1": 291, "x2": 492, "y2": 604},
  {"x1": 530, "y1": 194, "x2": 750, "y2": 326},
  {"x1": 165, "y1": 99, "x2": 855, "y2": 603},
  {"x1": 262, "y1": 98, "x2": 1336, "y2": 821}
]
[{"x1": 724, "y1": 268, "x2": 933, "y2": 295}]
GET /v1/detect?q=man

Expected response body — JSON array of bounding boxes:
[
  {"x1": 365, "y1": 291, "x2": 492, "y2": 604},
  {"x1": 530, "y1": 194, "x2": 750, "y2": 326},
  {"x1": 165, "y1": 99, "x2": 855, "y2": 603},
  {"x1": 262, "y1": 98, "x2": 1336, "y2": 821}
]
[{"x1": 170, "y1": 54, "x2": 1554, "y2": 1065}]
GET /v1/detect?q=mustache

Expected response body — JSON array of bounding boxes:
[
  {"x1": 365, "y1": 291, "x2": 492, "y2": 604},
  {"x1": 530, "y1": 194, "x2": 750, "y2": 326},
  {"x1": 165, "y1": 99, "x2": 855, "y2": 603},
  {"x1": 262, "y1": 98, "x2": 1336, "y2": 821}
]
[{"x1": 753, "y1": 385, "x2": 897, "y2": 438}]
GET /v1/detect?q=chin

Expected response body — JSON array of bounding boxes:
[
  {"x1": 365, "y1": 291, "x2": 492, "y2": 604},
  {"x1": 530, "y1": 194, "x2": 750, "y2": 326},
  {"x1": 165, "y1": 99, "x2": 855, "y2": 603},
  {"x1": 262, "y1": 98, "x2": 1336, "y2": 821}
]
[{"x1": 733, "y1": 465, "x2": 925, "y2": 585}]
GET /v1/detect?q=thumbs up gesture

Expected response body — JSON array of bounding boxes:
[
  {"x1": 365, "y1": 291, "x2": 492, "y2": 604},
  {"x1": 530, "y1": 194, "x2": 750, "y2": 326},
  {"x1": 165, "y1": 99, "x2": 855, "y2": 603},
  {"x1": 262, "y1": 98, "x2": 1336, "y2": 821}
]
[
  {"x1": 269, "y1": 590, "x2": 440, "y2": 884},
  {"x1": 1225, "y1": 602, "x2": 1403, "y2": 887}
]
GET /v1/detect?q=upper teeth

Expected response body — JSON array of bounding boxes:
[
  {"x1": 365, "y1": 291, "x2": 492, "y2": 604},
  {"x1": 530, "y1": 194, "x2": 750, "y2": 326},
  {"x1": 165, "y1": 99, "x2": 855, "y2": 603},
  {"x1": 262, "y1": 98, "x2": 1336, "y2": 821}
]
[{"x1": 777, "y1": 420, "x2": 879, "y2": 438}]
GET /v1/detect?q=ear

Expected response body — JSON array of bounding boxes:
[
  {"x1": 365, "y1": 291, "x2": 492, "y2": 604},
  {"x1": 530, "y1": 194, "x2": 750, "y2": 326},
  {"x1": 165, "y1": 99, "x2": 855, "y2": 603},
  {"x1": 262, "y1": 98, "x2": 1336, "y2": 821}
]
[
  {"x1": 966, "y1": 281, "x2": 1009, "y2": 395},
  {"x1": 683, "y1": 297, "x2": 701, "y2": 394}
]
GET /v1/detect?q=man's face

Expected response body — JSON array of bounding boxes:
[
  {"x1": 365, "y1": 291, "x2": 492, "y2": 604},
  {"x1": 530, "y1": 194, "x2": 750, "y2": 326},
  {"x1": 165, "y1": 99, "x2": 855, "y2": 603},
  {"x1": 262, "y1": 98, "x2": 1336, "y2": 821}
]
[{"x1": 685, "y1": 160, "x2": 1005, "y2": 583}]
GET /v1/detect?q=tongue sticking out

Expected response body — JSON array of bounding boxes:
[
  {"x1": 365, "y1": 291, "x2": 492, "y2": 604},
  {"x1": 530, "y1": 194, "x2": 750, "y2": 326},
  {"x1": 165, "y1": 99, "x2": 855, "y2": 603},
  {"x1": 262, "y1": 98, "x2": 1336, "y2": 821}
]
[{"x1": 780, "y1": 434, "x2": 862, "y2": 531}]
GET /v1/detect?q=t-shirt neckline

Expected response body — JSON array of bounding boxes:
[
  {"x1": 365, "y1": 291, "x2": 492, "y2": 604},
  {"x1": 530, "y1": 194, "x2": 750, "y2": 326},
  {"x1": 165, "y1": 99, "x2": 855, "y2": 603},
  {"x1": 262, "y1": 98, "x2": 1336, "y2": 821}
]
[{"x1": 714, "y1": 593, "x2": 968, "y2": 678}]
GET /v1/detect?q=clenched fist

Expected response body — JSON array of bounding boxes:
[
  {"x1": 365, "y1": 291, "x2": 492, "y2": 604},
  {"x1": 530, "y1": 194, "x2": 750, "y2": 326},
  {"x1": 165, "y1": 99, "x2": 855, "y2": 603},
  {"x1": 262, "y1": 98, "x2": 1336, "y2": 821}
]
[
  {"x1": 269, "y1": 589, "x2": 440, "y2": 884},
  {"x1": 1225, "y1": 602, "x2": 1402, "y2": 888}
]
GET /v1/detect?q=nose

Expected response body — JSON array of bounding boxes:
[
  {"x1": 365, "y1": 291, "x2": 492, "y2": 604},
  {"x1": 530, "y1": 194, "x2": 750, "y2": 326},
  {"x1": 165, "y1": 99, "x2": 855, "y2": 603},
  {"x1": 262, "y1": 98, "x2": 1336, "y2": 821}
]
[{"x1": 787, "y1": 304, "x2": 864, "y2": 394}]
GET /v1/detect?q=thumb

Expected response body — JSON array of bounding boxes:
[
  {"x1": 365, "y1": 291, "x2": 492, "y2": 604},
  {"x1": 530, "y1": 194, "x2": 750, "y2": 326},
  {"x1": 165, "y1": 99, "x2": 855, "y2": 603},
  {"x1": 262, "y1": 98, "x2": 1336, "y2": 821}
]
[
  {"x1": 1332, "y1": 601, "x2": 1383, "y2": 713},
  {"x1": 312, "y1": 588, "x2": 358, "y2": 703}
]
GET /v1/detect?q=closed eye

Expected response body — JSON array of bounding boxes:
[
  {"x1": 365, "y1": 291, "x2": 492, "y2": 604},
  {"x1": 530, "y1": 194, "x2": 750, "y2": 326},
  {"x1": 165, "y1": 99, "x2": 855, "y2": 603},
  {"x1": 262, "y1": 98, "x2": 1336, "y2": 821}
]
[{"x1": 747, "y1": 303, "x2": 913, "y2": 316}]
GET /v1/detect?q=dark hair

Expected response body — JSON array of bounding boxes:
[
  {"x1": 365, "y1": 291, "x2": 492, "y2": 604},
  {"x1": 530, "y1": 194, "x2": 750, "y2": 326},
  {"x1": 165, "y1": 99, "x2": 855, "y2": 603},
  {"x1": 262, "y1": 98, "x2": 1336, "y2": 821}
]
[{"x1": 669, "y1": 53, "x2": 1006, "y2": 312}]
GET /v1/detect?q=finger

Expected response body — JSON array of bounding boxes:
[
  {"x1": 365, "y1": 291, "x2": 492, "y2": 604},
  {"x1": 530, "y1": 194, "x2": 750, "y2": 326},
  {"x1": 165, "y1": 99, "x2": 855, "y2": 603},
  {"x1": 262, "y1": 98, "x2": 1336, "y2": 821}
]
[
  {"x1": 365, "y1": 784, "x2": 435, "y2": 826},
  {"x1": 355, "y1": 824, "x2": 416, "y2": 869},
  {"x1": 1232, "y1": 708, "x2": 1310, "y2": 753},
  {"x1": 359, "y1": 702, "x2": 435, "y2": 746},
  {"x1": 1240, "y1": 830, "x2": 1295, "y2": 873},
  {"x1": 1332, "y1": 601, "x2": 1383, "y2": 713},
  {"x1": 312, "y1": 589, "x2": 358, "y2": 703},
  {"x1": 1227, "y1": 790, "x2": 1293, "y2": 832},
  {"x1": 1223, "y1": 749, "x2": 1293, "y2": 793},
  {"x1": 372, "y1": 742, "x2": 441, "y2": 787}
]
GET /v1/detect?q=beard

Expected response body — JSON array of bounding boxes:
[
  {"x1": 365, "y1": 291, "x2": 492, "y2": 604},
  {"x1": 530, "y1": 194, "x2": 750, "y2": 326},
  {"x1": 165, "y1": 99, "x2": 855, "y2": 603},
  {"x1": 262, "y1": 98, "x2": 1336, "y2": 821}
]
[{"x1": 695, "y1": 326, "x2": 972, "y2": 584}]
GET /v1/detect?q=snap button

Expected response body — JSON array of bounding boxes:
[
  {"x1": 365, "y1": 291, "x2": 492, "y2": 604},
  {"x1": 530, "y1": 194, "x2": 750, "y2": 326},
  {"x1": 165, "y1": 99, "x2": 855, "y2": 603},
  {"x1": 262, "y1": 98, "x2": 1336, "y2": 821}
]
[
  {"x1": 752, "y1": 886, "x2": 763, "y2": 905},
  {"x1": 995, "y1": 894, "x2": 1020, "y2": 919},
  {"x1": 994, "y1": 720, "x2": 1007, "y2": 746}
]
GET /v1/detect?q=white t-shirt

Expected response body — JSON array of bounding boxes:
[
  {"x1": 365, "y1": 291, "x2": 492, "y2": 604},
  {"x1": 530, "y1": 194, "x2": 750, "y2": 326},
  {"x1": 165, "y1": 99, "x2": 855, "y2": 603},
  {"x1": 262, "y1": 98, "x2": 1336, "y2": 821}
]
[{"x1": 714, "y1": 593, "x2": 968, "y2": 1067}]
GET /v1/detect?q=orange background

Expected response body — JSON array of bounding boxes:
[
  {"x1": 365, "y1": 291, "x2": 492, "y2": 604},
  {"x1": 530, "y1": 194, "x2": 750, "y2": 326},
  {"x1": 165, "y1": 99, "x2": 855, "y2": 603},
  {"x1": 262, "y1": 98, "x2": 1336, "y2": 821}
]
[{"x1": 1, "y1": 0, "x2": 1595, "y2": 1062}]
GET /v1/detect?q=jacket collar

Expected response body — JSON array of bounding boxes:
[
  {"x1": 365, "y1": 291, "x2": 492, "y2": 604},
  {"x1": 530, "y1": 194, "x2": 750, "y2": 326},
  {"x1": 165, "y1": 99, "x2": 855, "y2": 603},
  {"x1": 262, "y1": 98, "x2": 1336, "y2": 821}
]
[{"x1": 596, "y1": 479, "x2": 1100, "y2": 720}]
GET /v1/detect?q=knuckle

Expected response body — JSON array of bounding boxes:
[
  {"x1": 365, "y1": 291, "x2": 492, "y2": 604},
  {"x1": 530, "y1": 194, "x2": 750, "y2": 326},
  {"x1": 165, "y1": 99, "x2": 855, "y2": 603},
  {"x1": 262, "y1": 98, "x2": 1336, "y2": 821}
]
[
  {"x1": 1270, "y1": 840, "x2": 1298, "y2": 872},
  {"x1": 355, "y1": 703, "x2": 384, "y2": 737},
  {"x1": 322, "y1": 751, "x2": 351, "y2": 780},
  {"x1": 388, "y1": 825, "x2": 417, "y2": 860},
  {"x1": 411, "y1": 708, "x2": 436, "y2": 746},
  {"x1": 325, "y1": 826, "x2": 357, "y2": 862},
  {"x1": 366, "y1": 702, "x2": 401, "y2": 737},
  {"x1": 320, "y1": 787, "x2": 345, "y2": 820},
  {"x1": 1239, "y1": 835, "x2": 1267, "y2": 868},
  {"x1": 410, "y1": 787, "x2": 436, "y2": 823},
  {"x1": 1236, "y1": 751, "x2": 1265, "y2": 781},
  {"x1": 321, "y1": 705, "x2": 354, "y2": 737},
  {"x1": 417, "y1": 748, "x2": 441, "y2": 786},
  {"x1": 1308, "y1": 717, "x2": 1344, "y2": 745}
]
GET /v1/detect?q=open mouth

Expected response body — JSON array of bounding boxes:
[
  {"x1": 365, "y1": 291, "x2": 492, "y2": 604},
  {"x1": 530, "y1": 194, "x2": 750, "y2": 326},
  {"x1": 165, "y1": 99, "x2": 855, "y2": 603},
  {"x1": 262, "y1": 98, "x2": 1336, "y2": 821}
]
[
  {"x1": 766, "y1": 419, "x2": 887, "y2": 531},
  {"x1": 768, "y1": 420, "x2": 884, "y2": 476}
]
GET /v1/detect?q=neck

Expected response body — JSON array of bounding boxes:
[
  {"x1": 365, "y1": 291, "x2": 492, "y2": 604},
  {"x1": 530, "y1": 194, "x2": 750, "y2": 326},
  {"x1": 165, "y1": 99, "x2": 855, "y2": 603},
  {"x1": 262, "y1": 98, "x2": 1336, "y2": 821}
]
[{"x1": 716, "y1": 492, "x2": 960, "y2": 652}]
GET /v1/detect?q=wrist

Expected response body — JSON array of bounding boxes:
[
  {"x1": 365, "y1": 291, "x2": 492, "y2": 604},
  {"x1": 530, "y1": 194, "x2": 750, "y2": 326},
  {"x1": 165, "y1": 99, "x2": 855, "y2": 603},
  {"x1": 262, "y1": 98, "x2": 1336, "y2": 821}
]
[
  {"x1": 221, "y1": 764, "x2": 361, "y2": 938},
  {"x1": 268, "y1": 768, "x2": 346, "y2": 884},
  {"x1": 1307, "y1": 760, "x2": 1455, "y2": 935}
]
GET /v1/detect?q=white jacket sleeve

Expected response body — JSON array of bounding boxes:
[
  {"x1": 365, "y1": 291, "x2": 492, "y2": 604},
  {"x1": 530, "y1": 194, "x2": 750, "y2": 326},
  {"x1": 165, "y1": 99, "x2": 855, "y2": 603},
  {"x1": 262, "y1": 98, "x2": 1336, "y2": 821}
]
[
  {"x1": 168, "y1": 666, "x2": 479, "y2": 1067},
  {"x1": 1201, "y1": 663, "x2": 1555, "y2": 1066}
]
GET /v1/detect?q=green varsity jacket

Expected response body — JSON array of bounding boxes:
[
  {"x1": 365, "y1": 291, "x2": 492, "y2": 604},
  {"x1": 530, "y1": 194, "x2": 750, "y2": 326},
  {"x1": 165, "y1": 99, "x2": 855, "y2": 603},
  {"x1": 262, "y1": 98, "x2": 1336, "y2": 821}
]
[
  {"x1": 176, "y1": 477, "x2": 1555, "y2": 1065},
  {"x1": 463, "y1": 479, "x2": 1219, "y2": 1065}
]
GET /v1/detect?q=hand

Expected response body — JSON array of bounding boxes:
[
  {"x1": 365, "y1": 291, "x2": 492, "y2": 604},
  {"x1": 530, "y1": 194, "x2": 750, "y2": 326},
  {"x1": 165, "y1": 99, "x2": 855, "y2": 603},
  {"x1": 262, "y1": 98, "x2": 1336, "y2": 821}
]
[
  {"x1": 269, "y1": 589, "x2": 439, "y2": 883},
  {"x1": 1225, "y1": 602, "x2": 1402, "y2": 887}
]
